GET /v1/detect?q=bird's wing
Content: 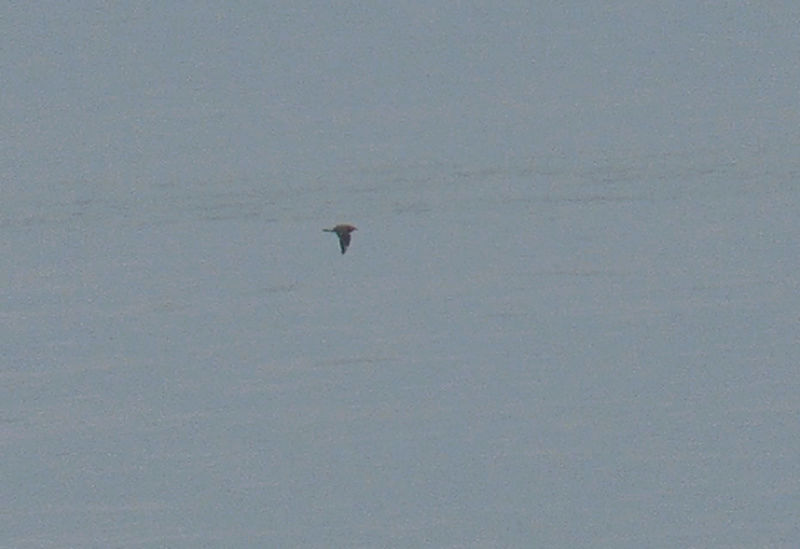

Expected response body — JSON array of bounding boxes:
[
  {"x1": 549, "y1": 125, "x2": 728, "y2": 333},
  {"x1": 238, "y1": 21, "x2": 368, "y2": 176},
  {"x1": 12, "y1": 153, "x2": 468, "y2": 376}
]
[{"x1": 339, "y1": 232, "x2": 351, "y2": 254}]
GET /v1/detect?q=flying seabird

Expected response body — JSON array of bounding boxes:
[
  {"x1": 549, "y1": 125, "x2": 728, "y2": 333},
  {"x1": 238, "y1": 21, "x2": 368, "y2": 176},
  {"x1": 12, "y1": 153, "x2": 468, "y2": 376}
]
[{"x1": 323, "y1": 224, "x2": 357, "y2": 254}]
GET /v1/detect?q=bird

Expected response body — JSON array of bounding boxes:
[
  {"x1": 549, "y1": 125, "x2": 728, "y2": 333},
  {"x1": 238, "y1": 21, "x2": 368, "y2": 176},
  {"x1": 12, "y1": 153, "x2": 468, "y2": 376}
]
[{"x1": 323, "y1": 224, "x2": 357, "y2": 254}]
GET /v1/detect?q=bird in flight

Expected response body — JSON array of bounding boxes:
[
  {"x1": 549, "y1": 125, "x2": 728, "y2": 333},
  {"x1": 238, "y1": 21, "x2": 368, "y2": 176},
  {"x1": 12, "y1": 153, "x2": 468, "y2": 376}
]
[{"x1": 323, "y1": 224, "x2": 357, "y2": 254}]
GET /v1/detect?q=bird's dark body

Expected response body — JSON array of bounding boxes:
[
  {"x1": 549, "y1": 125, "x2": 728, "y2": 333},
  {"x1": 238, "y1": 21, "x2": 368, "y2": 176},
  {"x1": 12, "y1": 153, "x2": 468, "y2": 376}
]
[{"x1": 324, "y1": 224, "x2": 357, "y2": 254}]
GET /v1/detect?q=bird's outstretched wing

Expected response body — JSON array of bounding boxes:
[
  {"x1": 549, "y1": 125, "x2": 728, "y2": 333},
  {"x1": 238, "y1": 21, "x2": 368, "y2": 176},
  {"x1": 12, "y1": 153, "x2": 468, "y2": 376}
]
[{"x1": 338, "y1": 232, "x2": 351, "y2": 254}]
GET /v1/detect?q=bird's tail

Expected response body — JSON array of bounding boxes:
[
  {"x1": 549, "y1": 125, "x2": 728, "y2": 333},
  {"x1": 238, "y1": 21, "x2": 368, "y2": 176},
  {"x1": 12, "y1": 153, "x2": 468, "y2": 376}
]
[{"x1": 322, "y1": 229, "x2": 333, "y2": 232}]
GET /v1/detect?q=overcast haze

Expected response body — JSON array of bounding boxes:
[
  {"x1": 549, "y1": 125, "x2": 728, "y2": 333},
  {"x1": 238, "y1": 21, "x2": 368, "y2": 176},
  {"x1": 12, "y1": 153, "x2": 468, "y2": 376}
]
[{"x1": 3, "y1": 2, "x2": 799, "y2": 547}]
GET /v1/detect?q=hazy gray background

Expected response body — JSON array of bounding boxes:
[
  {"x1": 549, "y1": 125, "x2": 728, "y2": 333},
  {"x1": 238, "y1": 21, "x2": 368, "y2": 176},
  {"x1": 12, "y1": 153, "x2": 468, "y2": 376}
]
[{"x1": 3, "y1": 2, "x2": 799, "y2": 547}]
